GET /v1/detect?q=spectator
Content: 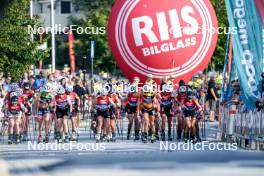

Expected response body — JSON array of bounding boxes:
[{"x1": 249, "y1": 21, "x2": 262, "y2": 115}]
[
  {"x1": 19, "y1": 72, "x2": 29, "y2": 87},
  {"x1": 29, "y1": 75, "x2": 36, "y2": 90},
  {"x1": 2, "y1": 74, "x2": 12, "y2": 93},
  {"x1": 0, "y1": 70, "x2": 4, "y2": 89},
  {"x1": 207, "y1": 72, "x2": 218, "y2": 122},
  {"x1": 35, "y1": 71, "x2": 47, "y2": 88},
  {"x1": 73, "y1": 78, "x2": 85, "y2": 99},
  {"x1": 60, "y1": 77, "x2": 67, "y2": 89},
  {"x1": 83, "y1": 80, "x2": 90, "y2": 95},
  {"x1": 47, "y1": 74, "x2": 58, "y2": 94}
]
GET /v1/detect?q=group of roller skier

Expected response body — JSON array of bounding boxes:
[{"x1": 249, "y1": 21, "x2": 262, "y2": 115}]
[{"x1": 1, "y1": 72, "x2": 207, "y2": 145}]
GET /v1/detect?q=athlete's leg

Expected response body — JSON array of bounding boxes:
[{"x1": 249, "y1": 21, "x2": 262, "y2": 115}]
[{"x1": 96, "y1": 115, "x2": 103, "y2": 142}]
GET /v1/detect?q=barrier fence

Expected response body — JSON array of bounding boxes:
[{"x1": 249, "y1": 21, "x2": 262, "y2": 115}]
[{"x1": 221, "y1": 103, "x2": 264, "y2": 150}]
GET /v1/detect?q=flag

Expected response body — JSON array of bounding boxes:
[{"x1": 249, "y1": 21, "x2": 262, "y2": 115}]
[
  {"x1": 68, "y1": 30, "x2": 76, "y2": 73},
  {"x1": 225, "y1": 0, "x2": 263, "y2": 109}
]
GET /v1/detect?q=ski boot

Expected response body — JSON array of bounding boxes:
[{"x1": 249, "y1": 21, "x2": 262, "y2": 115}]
[
  {"x1": 151, "y1": 134, "x2": 156, "y2": 143},
  {"x1": 111, "y1": 132, "x2": 116, "y2": 142},
  {"x1": 142, "y1": 132, "x2": 147, "y2": 143},
  {"x1": 177, "y1": 130, "x2": 182, "y2": 141},
  {"x1": 155, "y1": 131, "x2": 160, "y2": 141},
  {"x1": 184, "y1": 133, "x2": 189, "y2": 143},
  {"x1": 161, "y1": 130, "x2": 166, "y2": 141},
  {"x1": 44, "y1": 134, "x2": 49, "y2": 143},
  {"x1": 15, "y1": 134, "x2": 21, "y2": 144},
  {"x1": 38, "y1": 135, "x2": 43, "y2": 143},
  {"x1": 22, "y1": 132, "x2": 28, "y2": 142},
  {"x1": 95, "y1": 134, "x2": 101, "y2": 143},
  {"x1": 64, "y1": 133, "x2": 70, "y2": 143},
  {"x1": 57, "y1": 133, "x2": 63, "y2": 143},
  {"x1": 101, "y1": 134, "x2": 106, "y2": 142},
  {"x1": 71, "y1": 131, "x2": 78, "y2": 142},
  {"x1": 8, "y1": 134, "x2": 13, "y2": 145},
  {"x1": 127, "y1": 129, "x2": 131, "y2": 140},
  {"x1": 134, "y1": 131, "x2": 140, "y2": 140}
]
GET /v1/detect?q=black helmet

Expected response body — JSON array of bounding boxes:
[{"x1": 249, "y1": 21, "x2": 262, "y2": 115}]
[
  {"x1": 24, "y1": 82, "x2": 30, "y2": 90},
  {"x1": 179, "y1": 80, "x2": 185, "y2": 86},
  {"x1": 11, "y1": 96, "x2": 18, "y2": 103}
]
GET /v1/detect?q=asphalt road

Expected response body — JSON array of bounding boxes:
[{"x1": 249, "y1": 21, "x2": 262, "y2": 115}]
[{"x1": 0, "y1": 121, "x2": 264, "y2": 176}]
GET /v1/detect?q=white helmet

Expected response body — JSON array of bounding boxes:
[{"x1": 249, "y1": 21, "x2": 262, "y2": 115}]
[
  {"x1": 129, "y1": 85, "x2": 137, "y2": 93},
  {"x1": 10, "y1": 83, "x2": 19, "y2": 92},
  {"x1": 164, "y1": 84, "x2": 173, "y2": 92},
  {"x1": 65, "y1": 85, "x2": 73, "y2": 92},
  {"x1": 43, "y1": 84, "x2": 51, "y2": 93},
  {"x1": 147, "y1": 74, "x2": 153, "y2": 78},
  {"x1": 57, "y1": 86, "x2": 65, "y2": 94},
  {"x1": 179, "y1": 86, "x2": 187, "y2": 94},
  {"x1": 133, "y1": 76, "x2": 140, "y2": 83},
  {"x1": 101, "y1": 90, "x2": 108, "y2": 96},
  {"x1": 10, "y1": 92, "x2": 18, "y2": 98},
  {"x1": 15, "y1": 88, "x2": 23, "y2": 96}
]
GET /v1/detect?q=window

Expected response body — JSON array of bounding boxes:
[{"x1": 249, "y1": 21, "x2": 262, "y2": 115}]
[
  {"x1": 39, "y1": 4, "x2": 43, "y2": 13},
  {"x1": 61, "y1": 1, "x2": 71, "y2": 14}
]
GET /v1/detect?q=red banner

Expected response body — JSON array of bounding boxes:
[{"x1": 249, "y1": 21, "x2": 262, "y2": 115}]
[
  {"x1": 39, "y1": 33, "x2": 43, "y2": 70},
  {"x1": 227, "y1": 38, "x2": 232, "y2": 79},
  {"x1": 255, "y1": 0, "x2": 264, "y2": 26},
  {"x1": 68, "y1": 30, "x2": 76, "y2": 73}
]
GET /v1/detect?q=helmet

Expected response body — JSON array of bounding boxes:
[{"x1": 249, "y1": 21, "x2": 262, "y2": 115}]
[
  {"x1": 10, "y1": 83, "x2": 19, "y2": 92},
  {"x1": 193, "y1": 74, "x2": 199, "y2": 78},
  {"x1": 129, "y1": 85, "x2": 137, "y2": 93},
  {"x1": 16, "y1": 88, "x2": 23, "y2": 96},
  {"x1": 187, "y1": 87, "x2": 194, "y2": 99},
  {"x1": 10, "y1": 92, "x2": 18, "y2": 98},
  {"x1": 147, "y1": 74, "x2": 153, "y2": 78},
  {"x1": 143, "y1": 84, "x2": 153, "y2": 92},
  {"x1": 197, "y1": 71, "x2": 203, "y2": 76},
  {"x1": 179, "y1": 86, "x2": 186, "y2": 95},
  {"x1": 57, "y1": 86, "x2": 65, "y2": 95},
  {"x1": 10, "y1": 96, "x2": 18, "y2": 103},
  {"x1": 23, "y1": 82, "x2": 30, "y2": 90},
  {"x1": 163, "y1": 84, "x2": 173, "y2": 92},
  {"x1": 65, "y1": 85, "x2": 73, "y2": 93},
  {"x1": 179, "y1": 80, "x2": 185, "y2": 86},
  {"x1": 133, "y1": 77, "x2": 140, "y2": 83},
  {"x1": 43, "y1": 84, "x2": 51, "y2": 93},
  {"x1": 161, "y1": 76, "x2": 168, "y2": 83},
  {"x1": 209, "y1": 71, "x2": 217, "y2": 78},
  {"x1": 101, "y1": 90, "x2": 108, "y2": 96}
]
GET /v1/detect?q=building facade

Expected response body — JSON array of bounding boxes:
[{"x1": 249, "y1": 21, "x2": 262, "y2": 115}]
[{"x1": 32, "y1": 0, "x2": 84, "y2": 29}]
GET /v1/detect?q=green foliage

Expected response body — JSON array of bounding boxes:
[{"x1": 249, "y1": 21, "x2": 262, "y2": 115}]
[
  {"x1": 210, "y1": 0, "x2": 229, "y2": 70},
  {"x1": 0, "y1": 0, "x2": 50, "y2": 80},
  {"x1": 71, "y1": 0, "x2": 115, "y2": 73}
]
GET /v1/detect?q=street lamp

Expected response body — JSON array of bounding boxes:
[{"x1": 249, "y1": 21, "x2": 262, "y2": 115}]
[
  {"x1": 82, "y1": 56, "x2": 87, "y2": 81},
  {"x1": 50, "y1": 0, "x2": 56, "y2": 73}
]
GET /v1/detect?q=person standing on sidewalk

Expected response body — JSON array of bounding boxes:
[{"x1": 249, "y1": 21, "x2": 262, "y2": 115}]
[{"x1": 207, "y1": 72, "x2": 218, "y2": 122}]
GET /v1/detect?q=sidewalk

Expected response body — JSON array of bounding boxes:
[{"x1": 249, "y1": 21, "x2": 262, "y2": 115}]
[{"x1": 0, "y1": 157, "x2": 9, "y2": 176}]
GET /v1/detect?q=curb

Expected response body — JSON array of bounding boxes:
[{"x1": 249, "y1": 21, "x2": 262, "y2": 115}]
[{"x1": 0, "y1": 158, "x2": 9, "y2": 176}]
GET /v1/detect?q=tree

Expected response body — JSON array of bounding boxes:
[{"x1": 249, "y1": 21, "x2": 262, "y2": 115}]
[
  {"x1": 0, "y1": 0, "x2": 50, "y2": 80},
  {"x1": 210, "y1": 0, "x2": 229, "y2": 70},
  {"x1": 71, "y1": 0, "x2": 115, "y2": 73}
]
